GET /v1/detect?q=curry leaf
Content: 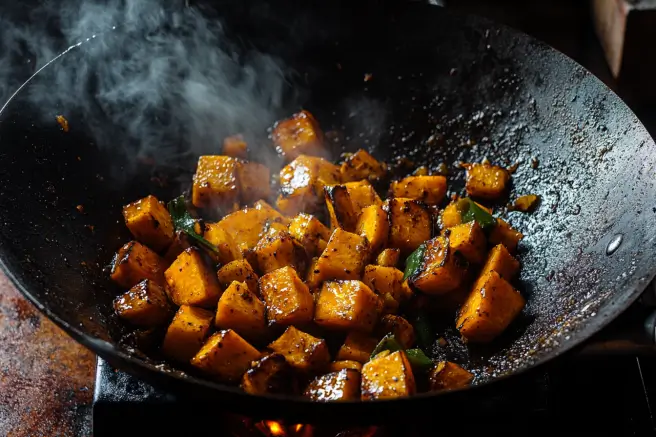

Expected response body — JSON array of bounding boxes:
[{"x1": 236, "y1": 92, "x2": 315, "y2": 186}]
[
  {"x1": 370, "y1": 333, "x2": 403, "y2": 359},
  {"x1": 456, "y1": 197, "x2": 497, "y2": 230},
  {"x1": 167, "y1": 196, "x2": 219, "y2": 254},
  {"x1": 405, "y1": 348, "x2": 435, "y2": 372},
  {"x1": 403, "y1": 243, "x2": 427, "y2": 281}
]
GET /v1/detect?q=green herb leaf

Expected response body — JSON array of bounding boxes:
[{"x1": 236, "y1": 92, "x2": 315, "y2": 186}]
[
  {"x1": 370, "y1": 333, "x2": 403, "y2": 359},
  {"x1": 405, "y1": 348, "x2": 435, "y2": 372},
  {"x1": 167, "y1": 196, "x2": 219, "y2": 254},
  {"x1": 403, "y1": 243, "x2": 427, "y2": 281},
  {"x1": 414, "y1": 311, "x2": 434, "y2": 351},
  {"x1": 456, "y1": 197, "x2": 497, "y2": 230}
]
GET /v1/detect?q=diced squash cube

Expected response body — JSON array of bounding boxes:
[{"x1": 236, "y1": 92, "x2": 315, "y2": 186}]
[
  {"x1": 241, "y1": 353, "x2": 297, "y2": 395},
  {"x1": 113, "y1": 279, "x2": 173, "y2": 327},
  {"x1": 441, "y1": 201, "x2": 462, "y2": 229},
  {"x1": 254, "y1": 229, "x2": 307, "y2": 274},
  {"x1": 390, "y1": 175, "x2": 447, "y2": 205},
  {"x1": 448, "y1": 221, "x2": 487, "y2": 264},
  {"x1": 259, "y1": 266, "x2": 314, "y2": 326},
  {"x1": 272, "y1": 110, "x2": 328, "y2": 161},
  {"x1": 305, "y1": 257, "x2": 322, "y2": 290},
  {"x1": 314, "y1": 280, "x2": 381, "y2": 333},
  {"x1": 429, "y1": 361, "x2": 474, "y2": 391},
  {"x1": 314, "y1": 229, "x2": 369, "y2": 282},
  {"x1": 268, "y1": 326, "x2": 331, "y2": 372},
  {"x1": 164, "y1": 247, "x2": 222, "y2": 308},
  {"x1": 356, "y1": 205, "x2": 389, "y2": 254},
  {"x1": 253, "y1": 200, "x2": 290, "y2": 225},
  {"x1": 411, "y1": 236, "x2": 466, "y2": 295},
  {"x1": 336, "y1": 332, "x2": 378, "y2": 363},
  {"x1": 345, "y1": 180, "x2": 383, "y2": 210},
  {"x1": 489, "y1": 218, "x2": 524, "y2": 253},
  {"x1": 376, "y1": 248, "x2": 401, "y2": 267},
  {"x1": 202, "y1": 222, "x2": 243, "y2": 265},
  {"x1": 110, "y1": 241, "x2": 166, "y2": 289},
  {"x1": 223, "y1": 134, "x2": 248, "y2": 159},
  {"x1": 325, "y1": 185, "x2": 358, "y2": 231},
  {"x1": 463, "y1": 162, "x2": 510, "y2": 200},
  {"x1": 122, "y1": 195, "x2": 174, "y2": 252},
  {"x1": 481, "y1": 244, "x2": 520, "y2": 281},
  {"x1": 237, "y1": 161, "x2": 271, "y2": 205},
  {"x1": 192, "y1": 155, "x2": 240, "y2": 211},
  {"x1": 191, "y1": 329, "x2": 261, "y2": 382},
  {"x1": 457, "y1": 270, "x2": 526, "y2": 343},
  {"x1": 330, "y1": 360, "x2": 363, "y2": 372},
  {"x1": 164, "y1": 230, "x2": 193, "y2": 263},
  {"x1": 304, "y1": 369, "x2": 361, "y2": 402},
  {"x1": 361, "y1": 350, "x2": 416, "y2": 400},
  {"x1": 376, "y1": 315, "x2": 415, "y2": 349},
  {"x1": 217, "y1": 259, "x2": 259, "y2": 295},
  {"x1": 340, "y1": 149, "x2": 387, "y2": 182},
  {"x1": 288, "y1": 213, "x2": 331, "y2": 257},
  {"x1": 277, "y1": 155, "x2": 341, "y2": 216},
  {"x1": 161, "y1": 305, "x2": 214, "y2": 362},
  {"x1": 215, "y1": 281, "x2": 266, "y2": 338},
  {"x1": 386, "y1": 198, "x2": 432, "y2": 256},
  {"x1": 362, "y1": 265, "x2": 410, "y2": 304},
  {"x1": 216, "y1": 205, "x2": 285, "y2": 253}
]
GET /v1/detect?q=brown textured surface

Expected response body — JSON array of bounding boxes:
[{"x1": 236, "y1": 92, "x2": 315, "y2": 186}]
[{"x1": 0, "y1": 271, "x2": 95, "y2": 437}]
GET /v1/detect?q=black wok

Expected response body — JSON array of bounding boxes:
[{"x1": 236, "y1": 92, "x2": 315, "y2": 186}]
[{"x1": 1, "y1": 1, "x2": 656, "y2": 424}]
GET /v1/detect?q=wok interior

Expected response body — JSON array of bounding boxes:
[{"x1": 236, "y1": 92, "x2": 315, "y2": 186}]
[{"x1": 1, "y1": 4, "x2": 656, "y2": 391}]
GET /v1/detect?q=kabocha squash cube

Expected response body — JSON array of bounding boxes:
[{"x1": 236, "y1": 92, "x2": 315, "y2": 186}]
[
  {"x1": 192, "y1": 155, "x2": 240, "y2": 211},
  {"x1": 361, "y1": 350, "x2": 416, "y2": 400},
  {"x1": 215, "y1": 281, "x2": 266, "y2": 339},
  {"x1": 411, "y1": 236, "x2": 466, "y2": 295},
  {"x1": 276, "y1": 155, "x2": 341, "y2": 216},
  {"x1": 288, "y1": 213, "x2": 331, "y2": 257},
  {"x1": 340, "y1": 149, "x2": 387, "y2": 182},
  {"x1": 362, "y1": 265, "x2": 412, "y2": 305},
  {"x1": 314, "y1": 280, "x2": 381, "y2": 333},
  {"x1": 447, "y1": 221, "x2": 487, "y2": 264},
  {"x1": 489, "y1": 218, "x2": 524, "y2": 253},
  {"x1": 202, "y1": 222, "x2": 243, "y2": 265},
  {"x1": 481, "y1": 244, "x2": 520, "y2": 281},
  {"x1": 241, "y1": 353, "x2": 297, "y2": 395},
  {"x1": 457, "y1": 270, "x2": 526, "y2": 343},
  {"x1": 161, "y1": 305, "x2": 214, "y2": 363},
  {"x1": 375, "y1": 248, "x2": 400, "y2": 267},
  {"x1": 255, "y1": 229, "x2": 307, "y2": 275},
  {"x1": 429, "y1": 361, "x2": 474, "y2": 391},
  {"x1": 376, "y1": 315, "x2": 415, "y2": 349},
  {"x1": 463, "y1": 162, "x2": 510, "y2": 200},
  {"x1": 441, "y1": 201, "x2": 462, "y2": 229},
  {"x1": 259, "y1": 266, "x2": 314, "y2": 326},
  {"x1": 122, "y1": 195, "x2": 174, "y2": 252},
  {"x1": 304, "y1": 369, "x2": 361, "y2": 402},
  {"x1": 223, "y1": 134, "x2": 248, "y2": 159},
  {"x1": 217, "y1": 259, "x2": 259, "y2": 295},
  {"x1": 325, "y1": 181, "x2": 382, "y2": 231},
  {"x1": 236, "y1": 161, "x2": 271, "y2": 206},
  {"x1": 344, "y1": 180, "x2": 382, "y2": 210},
  {"x1": 386, "y1": 198, "x2": 432, "y2": 256},
  {"x1": 390, "y1": 175, "x2": 447, "y2": 205},
  {"x1": 268, "y1": 326, "x2": 331, "y2": 372},
  {"x1": 253, "y1": 200, "x2": 290, "y2": 225},
  {"x1": 113, "y1": 279, "x2": 173, "y2": 327},
  {"x1": 165, "y1": 247, "x2": 222, "y2": 308},
  {"x1": 110, "y1": 241, "x2": 166, "y2": 289},
  {"x1": 330, "y1": 360, "x2": 363, "y2": 372},
  {"x1": 314, "y1": 229, "x2": 369, "y2": 283},
  {"x1": 191, "y1": 329, "x2": 261, "y2": 382},
  {"x1": 336, "y1": 332, "x2": 378, "y2": 363},
  {"x1": 356, "y1": 205, "x2": 389, "y2": 254},
  {"x1": 216, "y1": 205, "x2": 285, "y2": 253},
  {"x1": 271, "y1": 110, "x2": 328, "y2": 161}
]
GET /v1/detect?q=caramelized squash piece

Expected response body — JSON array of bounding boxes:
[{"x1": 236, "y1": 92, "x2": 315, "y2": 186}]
[
  {"x1": 272, "y1": 110, "x2": 328, "y2": 161},
  {"x1": 314, "y1": 280, "x2": 381, "y2": 333},
  {"x1": 202, "y1": 222, "x2": 243, "y2": 265},
  {"x1": 122, "y1": 195, "x2": 174, "y2": 252},
  {"x1": 429, "y1": 361, "x2": 474, "y2": 391},
  {"x1": 253, "y1": 200, "x2": 290, "y2": 225},
  {"x1": 215, "y1": 281, "x2": 266, "y2": 339},
  {"x1": 481, "y1": 244, "x2": 520, "y2": 281},
  {"x1": 191, "y1": 329, "x2": 261, "y2": 382},
  {"x1": 489, "y1": 218, "x2": 524, "y2": 253},
  {"x1": 336, "y1": 332, "x2": 378, "y2": 363},
  {"x1": 448, "y1": 221, "x2": 487, "y2": 264},
  {"x1": 277, "y1": 155, "x2": 341, "y2": 216},
  {"x1": 268, "y1": 326, "x2": 331, "y2": 372},
  {"x1": 304, "y1": 369, "x2": 361, "y2": 402},
  {"x1": 356, "y1": 205, "x2": 389, "y2": 254},
  {"x1": 325, "y1": 181, "x2": 381, "y2": 231},
  {"x1": 441, "y1": 201, "x2": 462, "y2": 229},
  {"x1": 288, "y1": 213, "x2": 331, "y2": 257},
  {"x1": 216, "y1": 205, "x2": 286, "y2": 253},
  {"x1": 340, "y1": 149, "x2": 387, "y2": 182},
  {"x1": 345, "y1": 180, "x2": 383, "y2": 210},
  {"x1": 376, "y1": 248, "x2": 401, "y2": 267},
  {"x1": 110, "y1": 241, "x2": 166, "y2": 289},
  {"x1": 259, "y1": 266, "x2": 314, "y2": 326},
  {"x1": 411, "y1": 236, "x2": 466, "y2": 295},
  {"x1": 463, "y1": 162, "x2": 510, "y2": 200},
  {"x1": 254, "y1": 229, "x2": 307, "y2": 274},
  {"x1": 362, "y1": 265, "x2": 412, "y2": 305},
  {"x1": 223, "y1": 134, "x2": 248, "y2": 159},
  {"x1": 376, "y1": 315, "x2": 415, "y2": 349},
  {"x1": 330, "y1": 360, "x2": 363, "y2": 372},
  {"x1": 237, "y1": 161, "x2": 271, "y2": 205},
  {"x1": 386, "y1": 198, "x2": 432, "y2": 256},
  {"x1": 217, "y1": 259, "x2": 259, "y2": 295},
  {"x1": 113, "y1": 279, "x2": 173, "y2": 327},
  {"x1": 192, "y1": 155, "x2": 241, "y2": 211},
  {"x1": 361, "y1": 350, "x2": 416, "y2": 400},
  {"x1": 164, "y1": 247, "x2": 222, "y2": 308},
  {"x1": 241, "y1": 353, "x2": 297, "y2": 395},
  {"x1": 457, "y1": 270, "x2": 526, "y2": 343},
  {"x1": 161, "y1": 305, "x2": 214, "y2": 363},
  {"x1": 305, "y1": 256, "x2": 322, "y2": 291},
  {"x1": 314, "y1": 229, "x2": 369, "y2": 283},
  {"x1": 390, "y1": 175, "x2": 447, "y2": 205}
]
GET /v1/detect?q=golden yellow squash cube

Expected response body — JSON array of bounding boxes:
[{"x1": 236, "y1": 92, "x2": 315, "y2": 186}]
[
  {"x1": 192, "y1": 155, "x2": 240, "y2": 211},
  {"x1": 325, "y1": 181, "x2": 381, "y2": 232},
  {"x1": 271, "y1": 110, "x2": 328, "y2": 161},
  {"x1": 386, "y1": 198, "x2": 432, "y2": 256},
  {"x1": 339, "y1": 149, "x2": 387, "y2": 183},
  {"x1": 314, "y1": 228, "x2": 369, "y2": 283},
  {"x1": 241, "y1": 353, "x2": 296, "y2": 395},
  {"x1": 336, "y1": 332, "x2": 378, "y2": 363},
  {"x1": 390, "y1": 175, "x2": 447, "y2": 205},
  {"x1": 481, "y1": 244, "x2": 520, "y2": 281},
  {"x1": 276, "y1": 155, "x2": 341, "y2": 216},
  {"x1": 215, "y1": 205, "x2": 283, "y2": 253},
  {"x1": 463, "y1": 162, "x2": 510, "y2": 200},
  {"x1": 412, "y1": 236, "x2": 466, "y2": 295},
  {"x1": 489, "y1": 218, "x2": 524, "y2": 253},
  {"x1": 122, "y1": 195, "x2": 174, "y2": 252},
  {"x1": 222, "y1": 134, "x2": 248, "y2": 159},
  {"x1": 236, "y1": 161, "x2": 271, "y2": 206},
  {"x1": 110, "y1": 241, "x2": 166, "y2": 289},
  {"x1": 441, "y1": 201, "x2": 462, "y2": 229},
  {"x1": 202, "y1": 222, "x2": 243, "y2": 265},
  {"x1": 330, "y1": 360, "x2": 363, "y2": 372},
  {"x1": 375, "y1": 248, "x2": 401, "y2": 267},
  {"x1": 304, "y1": 369, "x2": 361, "y2": 402},
  {"x1": 344, "y1": 180, "x2": 382, "y2": 210},
  {"x1": 259, "y1": 266, "x2": 314, "y2": 326},
  {"x1": 164, "y1": 247, "x2": 222, "y2": 308},
  {"x1": 191, "y1": 329, "x2": 261, "y2": 382},
  {"x1": 288, "y1": 213, "x2": 331, "y2": 257},
  {"x1": 448, "y1": 221, "x2": 487, "y2": 265},
  {"x1": 217, "y1": 259, "x2": 259, "y2": 295},
  {"x1": 215, "y1": 281, "x2": 266, "y2": 339},
  {"x1": 356, "y1": 205, "x2": 389, "y2": 254},
  {"x1": 113, "y1": 279, "x2": 173, "y2": 327},
  {"x1": 268, "y1": 326, "x2": 331, "y2": 372},
  {"x1": 361, "y1": 350, "x2": 416, "y2": 400},
  {"x1": 161, "y1": 305, "x2": 214, "y2": 363},
  {"x1": 254, "y1": 229, "x2": 307, "y2": 275},
  {"x1": 429, "y1": 361, "x2": 474, "y2": 391},
  {"x1": 362, "y1": 265, "x2": 411, "y2": 305},
  {"x1": 314, "y1": 280, "x2": 381, "y2": 333}
]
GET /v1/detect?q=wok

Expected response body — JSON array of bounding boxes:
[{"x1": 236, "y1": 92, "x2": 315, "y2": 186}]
[{"x1": 2, "y1": 1, "x2": 656, "y2": 423}]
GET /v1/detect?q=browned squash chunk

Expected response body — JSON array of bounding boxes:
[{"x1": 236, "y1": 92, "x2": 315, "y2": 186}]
[
  {"x1": 314, "y1": 280, "x2": 381, "y2": 333},
  {"x1": 361, "y1": 350, "x2": 416, "y2": 400},
  {"x1": 253, "y1": 200, "x2": 290, "y2": 225},
  {"x1": 340, "y1": 149, "x2": 387, "y2": 182},
  {"x1": 268, "y1": 326, "x2": 331, "y2": 372},
  {"x1": 110, "y1": 241, "x2": 166, "y2": 289},
  {"x1": 448, "y1": 221, "x2": 487, "y2": 264},
  {"x1": 376, "y1": 248, "x2": 401, "y2": 267},
  {"x1": 386, "y1": 198, "x2": 432, "y2": 256},
  {"x1": 272, "y1": 110, "x2": 328, "y2": 161},
  {"x1": 390, "y1": 175, "x2": 447, "y2": 205},
  {"x1": 255, "y1": 229, "x2": 307, "y2": 274},
  {"x1": 161, "y1": 305, "x2": 214, "y2": 363},
  {"x1": 356, "y1": 205, "x2": 389, "y2": 254},
  {"x1": 345, "y1": 180, "x2": 383, "y2": 210},
  {"x1": 362, "y1": 265, "x2": 412, "y2": 305},
  {"x1": 305, "y1": 256, "x2": 322, "y2": 291},
  {"x1": 324, "y1": 185, "x2": 358, "y2": 231},
  {"x1": 223, "y1": 134, "x2": 248, "y2": 159},
  {"x1": 463, "y1": 162, "x2": 510, "y2": 200},
  {"x1": 330, "y1": 360, "x2": 363, "y2": 372},
  {"x1": 259, "y1": 266, "x2": 314, "y2": 326},
  {"x1": 314, "y1": 228, "x2": 369, "y2": 282},
  {"x1": 489, "y1": 218, "x2": 524, "y2": 253},
  {"x1": 122, "y1": 195, "x2": 174, "y2": 252},
  {"x1": 164, "y1": 247, "x2": 222, "y2": 308},
  {"x1": 429, "y1": 361, "x2": 474, "y2": 391},
  {"x1": 457, "y1": 270, "x2": 526, "y2": 343},
  {"x1": 215, "y1": 281, "x2": 266, "y2": 339},
  {"x1": 277, "y1": 155, "x2": 341, "y2": 216},
  {"x1": 288, "y1": 213, "x2": 331, "y2": 257},
  {"x1": 217, "y1": 259, "x2": 259, "y2": 295},
  {"x1": 376, "y1": 315, "x2": 416, "y2": 349},
  {"x1": 411, "y1": 236, "x2": 466, "y2": 295},
  {"x1": 113, "y1": 279, "x2": 173, "y2": 327},
  {"x1": 164, "y1": 230, "x2": 193, "y2": 263},
  {"x1": 304, "y1": 369, "x2": 361, "y2": 402},
  {"x1": 441, "y1": 201, "x2": 462, "y2": 229},
  {"x1": 241, "y1": 353, "x2": 297, "y2": 395},
  {"x1": 237, "y1": 161, "x2": 271, "y2": 205},
  {"x1": 191, "y1": 329, "x2": 261, "y2": 382},
  {"x1": 216, "y1": 205, "x2": 285, "y2": 253},
  {"x1": 336, "y1": 332, "x2": 378, "y2": 363},
  {"x1": 192, "y1": 155, "x2": 241, "y2": 211},
  {"x1": 202, "y1": 222, "x2": 243, "y2": 265},
  {"x1": 481, "y1": 244, "x2": 520, "y2": 281}
]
